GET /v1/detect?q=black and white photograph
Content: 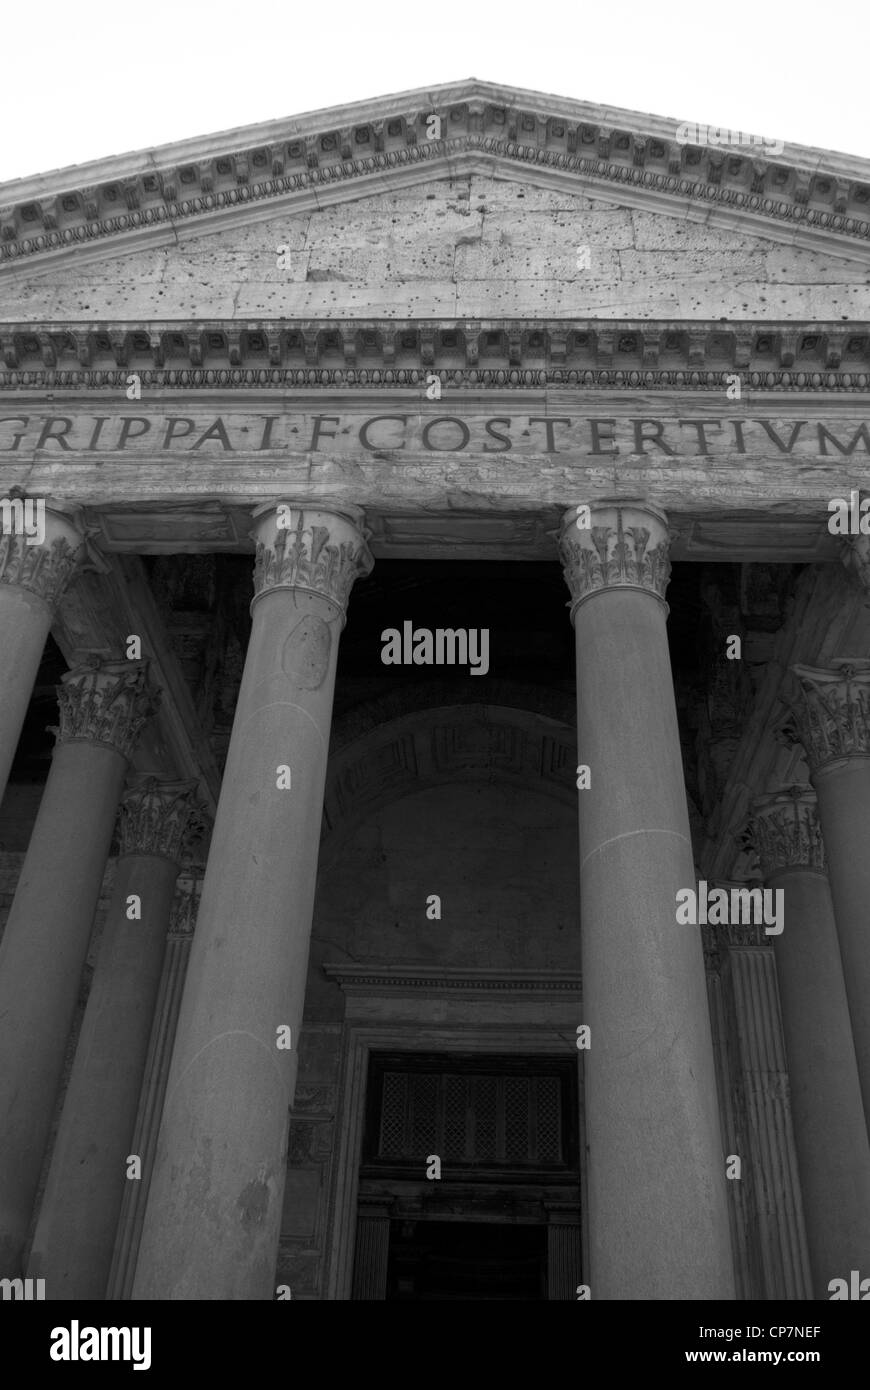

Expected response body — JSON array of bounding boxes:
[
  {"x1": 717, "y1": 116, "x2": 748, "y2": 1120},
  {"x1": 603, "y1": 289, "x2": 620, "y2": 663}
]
[{"x1": 0, "y1": 0, "x2": 867, "y2": 1369}]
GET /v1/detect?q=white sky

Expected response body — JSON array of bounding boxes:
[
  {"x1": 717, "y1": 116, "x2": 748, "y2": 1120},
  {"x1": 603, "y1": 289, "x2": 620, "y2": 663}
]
[{"x1": 0, "y1": 0, "x2": 866, "y2": 183}]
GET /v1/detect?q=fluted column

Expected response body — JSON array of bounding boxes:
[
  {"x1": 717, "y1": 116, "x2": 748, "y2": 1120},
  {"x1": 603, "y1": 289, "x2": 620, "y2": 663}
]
[
  {"x1": 790, "y1": 660, "x2": 870, "y2": 1131},
  {"x1": 106, "y1": 874, "x2": 203, "y2": 1300},
  {"x1": 351, "y1": 1200, "x2": 392, "y2": 1300},
  {"x1": 132, "y1": 505, "x2": 372, "y2": 1300},
  {"x1": 0, "y1": 659, "x2": 157, "y2": 1275},
  {"x1": 0, "y1": 499, "x2": 88, "y2": 807},
  {"x1": 558, "y1": 502, "x2": 734, "y2": 1300},
  {"x1": 27, "y1": 779, "x2": 202, "y2": 1298},
  {"x1": 718, "y1": 919, "x2": 811, "y2": 1298},
  {"x1": 752, "y1": 787, "x2": 870, "y2": 1295}
]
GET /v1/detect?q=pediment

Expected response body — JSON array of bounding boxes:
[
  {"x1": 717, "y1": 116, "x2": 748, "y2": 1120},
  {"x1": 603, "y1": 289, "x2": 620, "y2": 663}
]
[
  {"x1": 1, "y1": 78, "x2": 869, "y2": 309},
  {"x1": 1, "y1": 170, "x2": 869, "y2": 326}
]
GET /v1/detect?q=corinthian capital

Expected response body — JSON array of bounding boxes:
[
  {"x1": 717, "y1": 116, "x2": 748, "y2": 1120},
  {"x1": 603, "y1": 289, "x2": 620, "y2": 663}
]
[
  {"x1": 790, "y1": 659, "x2": 870, "y2": 771},
  {"x1": 558, "y1": 502, "x2": 671, "y2": 618},
  {"x1": 251, "y1": 504, "x2": 373, "y2": 624},
  {"x1": 52, "y1": 658, "x2": 160, "y2": 760},
  {"x1": 117, "y1": 778, "x2": 205, "y2": 864},
  {"x1": 0, "y1": 500, "x2": 88, "y2": 610},
  {"x1": 751, "y1": 787, "x2": 826, "y2": 876}
]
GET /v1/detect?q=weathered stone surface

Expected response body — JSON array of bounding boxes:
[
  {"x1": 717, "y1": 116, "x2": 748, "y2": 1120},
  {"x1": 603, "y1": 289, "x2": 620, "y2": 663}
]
[{"x1": 5, "y1": 175, "x2": 868, "y2": 322}]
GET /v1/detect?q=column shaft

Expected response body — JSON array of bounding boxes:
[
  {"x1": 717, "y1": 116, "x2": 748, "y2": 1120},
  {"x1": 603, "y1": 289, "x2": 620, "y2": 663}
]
[
  {"x1": 560, "y1": 504, "x2": 734, "y2": 1300},
  {"x1": 106, "y1": 878, "x2": 200, "y2": 1300},
  {"x1": 27, "y1": 778, "x2": 199, "y2": 1298},
  {"x1": 813, "y1": 765, "x2": 870, "y2": 1128},
  {"x1": 791, "y1": 661, "x2": 870, "y2": 1132},
  {"x1": 0, "y1": 661, "x2": 155, "y2": 1274},
  {"x1": 772, "y1": 868, "x2": 870, "y2": 1293},
  {"x1": 724, "y1": 932, "x2": 812, "y2": 1298},
  {"x1": 132, "y1": 507, "x2": 371, "y2": 1300}
]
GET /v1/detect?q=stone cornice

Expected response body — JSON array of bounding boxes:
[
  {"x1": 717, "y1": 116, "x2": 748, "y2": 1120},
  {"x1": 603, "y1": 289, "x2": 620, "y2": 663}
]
[
  {"x1": 1, "y1": 80, "x2": 869, "y2": 272},
  {"x1": 323, "y1": 965, "x2": 582, "y2": 995},
  {"x1": 1, "y1": 319, "x2": 868, "y2": 392}
]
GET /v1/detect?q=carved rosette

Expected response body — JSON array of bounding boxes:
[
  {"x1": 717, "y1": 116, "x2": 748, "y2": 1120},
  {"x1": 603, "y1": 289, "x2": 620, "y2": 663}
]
[
  {"x1": 117, "y1": 778, "x2": 205, "y2": 863},
  {"x1": 789, "y1": 659, "x2": 870, "y2": 771},
  {"x1": 168, "y1": 874, "x2": 203, "y2": 938},
  {"x1": 0, "y1": 505, "x2": 87, "y2": 609},
  {"x1": 52, "y1": 658, "x2": 160, "y2": 760},
  {"x1": 558, "y1": 502, "x2": 671, "y2": 618},
  {"x1": 250, "y1": 505, "x2": 373, "y2": 624},
  {"x1": 751, "y1": 787, "x2": 826, "y2": 877}
]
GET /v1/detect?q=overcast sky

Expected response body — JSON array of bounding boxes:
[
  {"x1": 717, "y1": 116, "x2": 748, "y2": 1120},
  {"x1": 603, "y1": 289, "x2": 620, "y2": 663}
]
[{"x1": 1, "y1": 0, "x2": 865, "y2": 183}]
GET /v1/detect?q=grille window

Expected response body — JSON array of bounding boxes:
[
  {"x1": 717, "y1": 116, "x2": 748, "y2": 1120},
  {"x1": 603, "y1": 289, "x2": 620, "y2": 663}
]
[{"x1": 366, "y1": 1055, "x2": 572, "y2": 1170}]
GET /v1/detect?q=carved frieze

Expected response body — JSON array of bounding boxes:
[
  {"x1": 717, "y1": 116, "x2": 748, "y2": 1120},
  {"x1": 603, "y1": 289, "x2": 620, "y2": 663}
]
[
  {"x1": 558, "y1": 502, "x2": 671, "y2": 615},
  {"x1": 750, "y1": 787, "x2": 826, "y2": 876},
  {"x1": 51, "y1": 657, "x2": 159, "y2": 759}
]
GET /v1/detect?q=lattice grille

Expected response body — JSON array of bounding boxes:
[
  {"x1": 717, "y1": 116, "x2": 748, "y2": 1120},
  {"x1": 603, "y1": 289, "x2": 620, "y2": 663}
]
[
  {"x1": 444, "y1": 1074, "x2": 468, "y2": 1159},
  {"x1": 410, "y1": 1072, "x2": 439, "y2": 1153},
  {"x1": 473, "y1": 1075, "x2": 498, "y2": 1161},
  {"x1": 536, "y1": 1076, "x2": 561, "y2": 1161},
  {"x1": 504, "y1": 1076, "x2": 530, "y2": 1160},
  {"x1": 380, "y1": 1072, "x2": 407, "y2": 1156},
  {"x1": 374, "y1": 1064, "x2": 565, "y2": 1167}
]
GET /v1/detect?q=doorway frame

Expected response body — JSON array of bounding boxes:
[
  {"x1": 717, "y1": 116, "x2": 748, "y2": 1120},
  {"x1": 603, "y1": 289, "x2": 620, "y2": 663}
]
[{"x1": 321, "y1": 965, "x2": 585, "y2": 1300}]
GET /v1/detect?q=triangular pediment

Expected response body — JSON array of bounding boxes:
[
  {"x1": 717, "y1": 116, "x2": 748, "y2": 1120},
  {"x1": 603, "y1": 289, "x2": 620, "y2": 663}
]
[
  {"x1": 1, "y1": 78, "x2": 869, "y2": 309},
  {"x1": 1, "y1": 169, "x2": 869, "y2": 325}
]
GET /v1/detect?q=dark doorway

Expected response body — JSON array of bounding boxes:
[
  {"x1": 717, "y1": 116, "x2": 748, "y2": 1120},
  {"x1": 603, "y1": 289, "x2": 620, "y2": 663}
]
[{"x1": 386, "y1": 1220, "x2": 547, "y2": 1300}]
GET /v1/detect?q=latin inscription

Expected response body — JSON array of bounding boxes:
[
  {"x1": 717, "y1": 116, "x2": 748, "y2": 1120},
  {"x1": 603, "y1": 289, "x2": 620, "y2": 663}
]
[{"x1": 1, "y1": 413, "x2": 869, "y2": 458}]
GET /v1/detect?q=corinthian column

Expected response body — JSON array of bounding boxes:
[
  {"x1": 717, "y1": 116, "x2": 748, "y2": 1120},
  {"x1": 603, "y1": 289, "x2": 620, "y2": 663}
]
[
  {"x1": 0, "y1": 658, "x2": 157, "y2": 1276},
  {"x1": 790, "y1": 660, "x2": 870, "y2": 1131},
  {"x1": 132, "y1": 505, "x2": 372, "y2": 1301},
  {"x1": 558, "y1": 502, "x2": 734, "y2": 1300},
  {"x1": 0, "y1": 499, "x2": 88, "y2": 807},
  {"x1": 751, "y1": 788, "x2": 870, "y2": 1297},
  {"x1": 27, "y1": 778, "x2": 203, "y2": 1298}
]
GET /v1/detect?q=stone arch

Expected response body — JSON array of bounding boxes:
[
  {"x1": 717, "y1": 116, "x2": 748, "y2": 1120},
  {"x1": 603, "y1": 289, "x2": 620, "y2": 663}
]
[{"x1": 321, "y1": 680, "x2": 577, "y2": 843}]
